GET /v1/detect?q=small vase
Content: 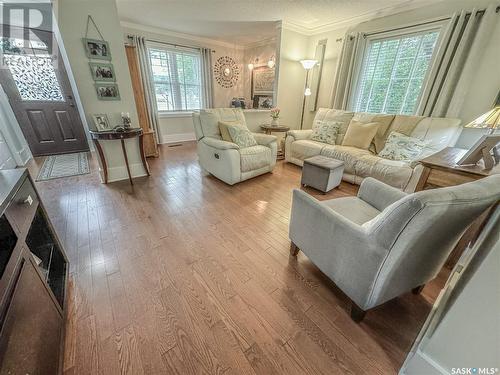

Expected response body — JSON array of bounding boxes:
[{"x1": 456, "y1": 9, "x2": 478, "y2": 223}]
[{"x1": 271, "y1": 118, "x2": 279, "y2": 127}]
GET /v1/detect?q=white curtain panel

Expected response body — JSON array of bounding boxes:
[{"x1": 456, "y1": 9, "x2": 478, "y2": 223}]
[
  {"x1": 131, "y1": 35, "x2": 160, "y2": 142},
  {"x1": 329, "y1": 32, "x2": 362, "y2": 110},
  {"x1": 417, "y1": 4, "x2": 498, "y2": 117},
  {"x1": 200, "y1": 47, "x2": 214, "y2": 108}
]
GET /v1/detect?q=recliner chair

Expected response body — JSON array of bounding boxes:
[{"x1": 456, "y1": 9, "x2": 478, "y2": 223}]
[
  {"x1": 192, "y1": 108, "x2": 277, "y2": 185},
  {"x1": 289, "y1": 175, "x2": 500, "y2": 321}
]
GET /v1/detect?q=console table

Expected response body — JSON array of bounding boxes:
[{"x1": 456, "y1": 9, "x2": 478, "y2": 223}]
[
  {"x1": 89, "y1": 128, "x2": 150, "y2": 185},
  {"x1": 0, "y1": 169, "x2": 68, "y2": 374}
]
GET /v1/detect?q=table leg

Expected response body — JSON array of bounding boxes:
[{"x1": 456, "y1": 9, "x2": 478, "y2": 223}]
[
  {"x1": 414, "y1": 166, "x2": 431, "y2": 191},
  {"x1": 92, "y1": 139, "x2": 108, "y2": 184},
  {"x1": 139, "y1": 134, "x2": 150, "y2": 176},
  {"x1": 121, "y1": 139, "x2": 133, "y2": 185}
]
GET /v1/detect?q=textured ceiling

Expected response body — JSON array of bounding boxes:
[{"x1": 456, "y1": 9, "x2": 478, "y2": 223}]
[{"x1": 116, "y1": 0, "x2": 441, "y2": 45}]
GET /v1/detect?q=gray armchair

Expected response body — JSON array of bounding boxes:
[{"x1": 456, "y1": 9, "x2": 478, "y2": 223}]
[{"x1": 289, "y1": 176, "x2": 500, "y2": 322}]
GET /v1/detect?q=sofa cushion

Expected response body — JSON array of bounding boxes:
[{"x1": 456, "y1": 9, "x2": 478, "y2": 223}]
[
  {"x1": 355, "y1": 154, "x2": 414, "y2": 190},
  {"x1": 378, "y1": 131, "x2": 430, "y2": 162},
  {"x1": 321, "y1": 197, "x2": 380, "y2": 225},
  {"x1": 389, "y1": 115, "x2": 425, "y2": 137},
  {"x1": 352, "y1": 112, "x2": 395, "y2": 153},
  {"x1": 228, "y1": 124, "x2": 258, "y2": 148},
  {"x1": 320, "y1": 145, "x2": 372, "y2": 174},
  {"x1": 239, "y1": 145, "x2": 272, "y2": 173},
  {"x1": 313, "y1": 108, "x2": 354, "y2": 144},
  {"x1": 342, "y1": 120, "x2": 380, "y2": 150},
  {"x1": 199, "y1": 108, "x2": 246, "y2": 139},
  {"x1": 219, "y1": 120, "x2": 243, "y2": 142},
  {"x1": 310, "y1": 121, "x2": 341, "y2": 145},
  {"x1": 291, "y1": 140, "x2": 326, "y2": 160}
]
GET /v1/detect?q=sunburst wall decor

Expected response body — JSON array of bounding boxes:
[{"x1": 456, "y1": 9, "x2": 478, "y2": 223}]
[{"x1": 214, "y1": 56, "x2": 240, "y2": 88}]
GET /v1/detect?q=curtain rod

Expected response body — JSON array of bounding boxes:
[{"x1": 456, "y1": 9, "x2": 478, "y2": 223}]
[
  {"x1": 363, "y1": 8, "x2": 489, "y2": 38},
  {"x1": 126, "y1": 34, "x2": 215, "y2": 52}
]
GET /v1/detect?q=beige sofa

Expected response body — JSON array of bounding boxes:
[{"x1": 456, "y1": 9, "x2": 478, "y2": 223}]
[{"x1": 285, "y1": 109, "x2": 462, "y2": 191}]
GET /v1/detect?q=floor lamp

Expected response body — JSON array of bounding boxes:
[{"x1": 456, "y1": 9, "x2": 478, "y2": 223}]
[{"x1": 299, "y1": 59, "x2": 317, "y2": 129}]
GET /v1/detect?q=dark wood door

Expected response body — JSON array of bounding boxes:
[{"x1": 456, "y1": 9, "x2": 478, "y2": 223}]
[{"x1": 0, "y1": 26, "x2": 89, "y2": 156}]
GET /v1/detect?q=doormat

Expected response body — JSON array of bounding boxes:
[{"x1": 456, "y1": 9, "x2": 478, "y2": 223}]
[{"x1": 36, "y1": 152, "x2": 90, "y2": 181}]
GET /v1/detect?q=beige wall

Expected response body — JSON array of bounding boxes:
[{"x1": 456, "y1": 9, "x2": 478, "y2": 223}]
[
  {"x1": 57, "y1": 0, "x2": 146, "y2": 182},
  {"x1": 291, "y1": 0, "x2": 500, "y2": 148},
  {"x1": 243, "y1": 40, "x2": 277, "y2": 103}
]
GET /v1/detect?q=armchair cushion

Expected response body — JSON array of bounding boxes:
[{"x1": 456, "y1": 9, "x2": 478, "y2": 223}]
[
  {"x1": 239, "y1": 145, "x2": 272, "y2": 172},
  {"x1": 253, "y1": 133, "x2": 277, "y2": 146},
  {"x1": 228, "y1": 124, "x2": 258, "y2": 148},
  {"x1": 287, "y1": 129, "x2": 312, "y2": 141},
  {"x1": 201, "y1": 137, "x2": 239, "y2": 150},
  {"x1": 219, "y1": 120, "x2": 243, "y2": 142},
  {"x1": 199, "y1": 108, "x2": 246, "y2": 139},
  {"x1": 321, "y1": 197, "x2": 380, "y2": 225}
]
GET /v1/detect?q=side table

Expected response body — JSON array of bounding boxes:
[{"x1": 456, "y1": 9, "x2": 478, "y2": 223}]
[
  {"x1": 260, "y1": 124, "x2": 290, "y2": 160},
  {"x1": 89, "y1": 128, "x2": 150, "y2": 185}
]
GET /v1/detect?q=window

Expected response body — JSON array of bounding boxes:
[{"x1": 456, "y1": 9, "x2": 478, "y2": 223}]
[
  {"x1": 148, "y1": 47, "x2": 203, "y2": 111},
  {"x1": 353, "y1": 28, "x2": 440, "y2": 115}
]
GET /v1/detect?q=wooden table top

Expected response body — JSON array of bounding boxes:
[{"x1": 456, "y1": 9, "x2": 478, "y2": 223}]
[
  {"x1": 260, "y1": 124, "x2": 290, "y2": 132},
  {"x1": 420, "y1": 147, "x2": 500, "y2": 177},
  {"x1": 89, "y1": 128, "x2": 143, "y2": 140}
]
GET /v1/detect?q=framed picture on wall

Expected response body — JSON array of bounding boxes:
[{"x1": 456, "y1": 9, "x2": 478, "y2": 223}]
[
  {"x1": 92, "y1": 114, "x2": 112, "y2": 131},
  {"x1": 89, "y1": 62, "x2": 115, "y2": 81},
  {"x1": 252, "y1": 66, "x2": 275, "y2": 97},
  {"x1": 95, "y1": 83, "x2": 120, "y2": 100},
  {"x1": 83, "y1": 38, "x2": 111, "y2": 60},
  {"x1": 253, "y1": 95, "x2": 273, "y2": 109}
]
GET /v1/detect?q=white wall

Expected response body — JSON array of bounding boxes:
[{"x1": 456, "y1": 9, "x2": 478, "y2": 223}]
[
  {"x1": 276, "y1": 27, "x2": 310, "y2": 129},
  {"x1": 0, "y1": 131, "x2": 15, "y2": 170},
  {"x1": 57, "y1": 0, "x2": 146, "y2": 182},
  {"x1": 293, "y1": 0, "x2": 500, "y2": 148}
]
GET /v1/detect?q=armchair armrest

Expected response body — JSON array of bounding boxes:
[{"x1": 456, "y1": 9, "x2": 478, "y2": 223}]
[
  {"x1": 253, "y1": 133, "x2": 277, "y2": 146},
  {"x1": 201, "y1": 137, "x2": 239, "y2": 150},
  {"x1": 358, "y1": 177, "x2": 407, "y2": 211},
  {"x1": 287, "y1": 129, "x2": 312, "y2": 141}
]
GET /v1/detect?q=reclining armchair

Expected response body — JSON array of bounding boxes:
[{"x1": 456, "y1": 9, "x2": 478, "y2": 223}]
[
  {"x1": 193, "y1": 108, "x2": 277, "y2": 185},
  {"x1": 289, "y1": 175, "x2": 500, "y2": 321}
]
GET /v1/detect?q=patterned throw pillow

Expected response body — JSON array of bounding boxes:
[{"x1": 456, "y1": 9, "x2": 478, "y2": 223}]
[
  {"x1": 227, "y1": 124, "x2": 257, "y2": 148},
  {"x1": 378, "y1": 131, "x2": 430, "y2": 162},
  {"x1": 310, "y1": 121, "x2": 341, "y2": 145}
]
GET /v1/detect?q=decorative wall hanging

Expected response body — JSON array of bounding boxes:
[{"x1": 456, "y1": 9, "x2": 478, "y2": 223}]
[
  {"x1": 89, "y1": 62, "x2": 115, "y2": 81},
  {"x1": 214, "y1": 56, "x2": 239, "y2": 88},
  {"x1": 95, "y1": 83, "x2": 120, "y2": 100},
  {"x1": 252, "y1": 66, "x2": 274, "y2": 96}
]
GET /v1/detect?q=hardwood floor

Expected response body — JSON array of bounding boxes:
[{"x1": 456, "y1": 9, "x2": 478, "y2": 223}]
[{"x1": 29, "y1": 142, "x2": 448, "y2": 375}]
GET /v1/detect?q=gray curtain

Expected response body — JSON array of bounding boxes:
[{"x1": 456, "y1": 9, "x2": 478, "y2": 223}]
[
  {"x1": 417, "y1": 5, "x2": 497, "y2": 117},
  {"x1": 131, "y1": 35, "x2": 160, "y2": 142},
  {"x1": 200, "y1": 47, "x2": 214, "y2": 108},
  {"x1": 330, "y1": 32, "x2": 362, "y2": 110}
]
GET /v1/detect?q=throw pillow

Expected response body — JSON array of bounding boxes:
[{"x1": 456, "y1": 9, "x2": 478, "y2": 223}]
[
  {"x1": 219, "y1": 121, "x2": 242, "y2": 142},
  {"x1": 341, "y1": 120, "x2": 380, "y2": 150},
  {"x1": 310, "y1": 121, "x2": 341, "y2": 145},
  {"x1": 227, "y1": 124, "x2": 257, "y2": 148},
  {"x1": 378, "y1": 131, "x2": 430, "y2": 162}
]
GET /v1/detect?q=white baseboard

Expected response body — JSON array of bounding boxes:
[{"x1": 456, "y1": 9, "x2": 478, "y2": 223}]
[
  {"x1": 100, "y1": 162, "x2": 148, "y2": 183},
  {"x1": 159, "y1": 132, "x2": 196, "y2": 144}
]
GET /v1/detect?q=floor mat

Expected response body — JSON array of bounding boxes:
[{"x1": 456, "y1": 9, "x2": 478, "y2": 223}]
[{"x1": 36, "y1": 152, "x2": 90, "y2": 181}]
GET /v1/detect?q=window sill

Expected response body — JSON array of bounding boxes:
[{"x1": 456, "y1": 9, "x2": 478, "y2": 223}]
[{"x1": 158, "y1": 111, "x2": 194, "y2": 119}]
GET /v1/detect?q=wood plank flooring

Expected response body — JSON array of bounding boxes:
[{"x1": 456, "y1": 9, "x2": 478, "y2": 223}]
[{"x1": 29, "y1": 142, "x2": 448, "y2": 375}]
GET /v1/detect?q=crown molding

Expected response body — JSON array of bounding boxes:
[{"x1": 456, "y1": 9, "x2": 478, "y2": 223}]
[
  {"x1": 282, "y1": 0, "x2": 447, "y2": 35},
  {"x1": 243, "y1": 36, "x2": 277, "y2": 49},
  {"x1": 120, "y1": 21, "x2": 245, "y2": 50}
]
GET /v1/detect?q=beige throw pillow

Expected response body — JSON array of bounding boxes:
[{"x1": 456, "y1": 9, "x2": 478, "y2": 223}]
[
  {"x1": 219, "y1": 121, "x2": 242, "y2": 142},
  {"x1": 341, "y1": 120, "x2": 380, "y2": 150}
]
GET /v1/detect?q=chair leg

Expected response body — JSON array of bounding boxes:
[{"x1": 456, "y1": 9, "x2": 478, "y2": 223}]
[
  {"x1": 412, "y1": 284, "x2": 425, "y2": 295},
  {"x1": 350, "y1": 304, "x2": 366, "y2": 323},
  {"x1": 290, "y1": 242, "x2": 299, "y2": 256}
]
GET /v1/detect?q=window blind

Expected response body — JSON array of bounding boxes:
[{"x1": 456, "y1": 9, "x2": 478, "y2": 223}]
[
  {"x1": 148, "y1": 47, "x2": 202, "y2": 111},
  {"x1": 354, "y1": 29, "x2": 439, "y2": 115}
]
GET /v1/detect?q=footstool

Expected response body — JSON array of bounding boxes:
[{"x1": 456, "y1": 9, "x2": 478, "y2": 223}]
[{"x1": 301, "y1": 156, "x2": 344, "y2": 193}]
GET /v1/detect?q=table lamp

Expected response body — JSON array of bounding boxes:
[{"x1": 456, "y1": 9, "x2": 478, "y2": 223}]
[{"x1": 464, "y1": 106, "x2": 500, "y2": 134}]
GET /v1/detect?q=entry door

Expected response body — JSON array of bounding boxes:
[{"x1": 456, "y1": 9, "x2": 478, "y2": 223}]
[{"x1": 0, "y1": 26, "x2": 89, "y2": 156}]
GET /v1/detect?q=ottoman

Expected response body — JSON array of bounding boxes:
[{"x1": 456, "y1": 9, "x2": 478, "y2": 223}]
[{"x1": 301, "y1": 156, "x2": 344, "y2": 193}]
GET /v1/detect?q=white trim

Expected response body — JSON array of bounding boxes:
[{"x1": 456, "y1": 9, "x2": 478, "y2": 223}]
[
  {"x1": 158, "y1": 111, "x2": 194, "y2": 119},
  {"x1": 243, "y1": 36, "x2": 277, "y2": 50},
  {"x1": 159, "y1": 132, "x2": 196, "y2": 144},
  {"x1": 120, "y1": 21, "x2": 245, "y2": 50},
  {"x1": 281, "y1": 0, "x2": 448, "y2": 35}
]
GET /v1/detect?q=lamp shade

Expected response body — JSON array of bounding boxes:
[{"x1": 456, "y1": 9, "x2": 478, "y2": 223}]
[
  {"x1": 300, "y1": 59, "x2": 317, "y2": 70},
  {"x1": 465, "y1": 106, "x2": 500, "y2": 130}
]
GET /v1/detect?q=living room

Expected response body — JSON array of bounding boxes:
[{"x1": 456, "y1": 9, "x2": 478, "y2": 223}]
[{"x1": 0, "y1": 0, "x2": 499, "y2": 374}]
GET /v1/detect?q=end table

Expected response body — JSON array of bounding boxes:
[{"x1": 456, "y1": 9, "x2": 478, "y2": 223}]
[{"x1": 260, "y1": 124, "x2": 290, "y2": 160}]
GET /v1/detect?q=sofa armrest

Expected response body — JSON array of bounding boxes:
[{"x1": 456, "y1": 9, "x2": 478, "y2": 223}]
[
  {"x1": 201, "y1": 137, "x2": 239, "y2": 150},
  {"x1": 287, "y1": 129, "x2": 312, "y2": 141},
  {"x1": 253, "y1": 133, "x2": 277, "y2": 146},
  {"x1": 358, "y1": 177, "x2": 407, "y2": 211}
]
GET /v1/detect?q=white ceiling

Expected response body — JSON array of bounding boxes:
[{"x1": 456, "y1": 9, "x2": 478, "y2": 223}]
[{"x1": 116, "y1": 0, "x2": 441, "y2": 45}]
